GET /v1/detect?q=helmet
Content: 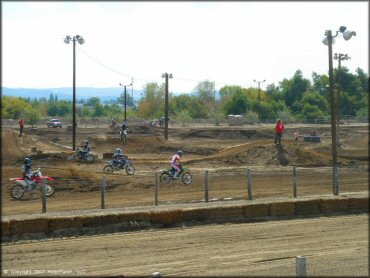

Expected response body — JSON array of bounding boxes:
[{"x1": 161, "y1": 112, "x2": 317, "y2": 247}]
[
  {"x1": 23, "y1": 157, "x2": 31, "y2": 164},
  {"x1": 177, "y1": 150, "x2": 184, "y2": 157},
  {"x1": 115, "y1": 148, "x2": 121, "y2": 154}
]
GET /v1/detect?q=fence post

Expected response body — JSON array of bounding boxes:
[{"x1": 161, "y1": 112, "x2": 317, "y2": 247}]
[
  {"x1": 205, "y1": 170, "x2": 209, "y2": 203},
  {"x1": 296, "y1": 256, "x2": 307, "y2": 277},
  {"x1": 293, "y1": 166, "x2": 297, "y2": 198},
  {"x1": 247, "y1": 169, "x2": 252, "y2": 200},
  {"x1": 333, "y1": 165, "x2": 339, "y2": 195},
  {"x1": 101, "y1": 176, "x2": 106, "y2": 209},
  {"x1": 28, "y1": 181, "x2": 32, "y2": 200},
  {"x1": 155, "y1": 173, "x2": 158, "y2": 206},
  {"x1": 41, "y1": 178, "x2": 47, "y2": 213}
]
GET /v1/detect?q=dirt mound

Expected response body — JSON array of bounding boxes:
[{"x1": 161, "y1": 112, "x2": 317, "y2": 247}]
[
  {"x1": 180, "y1": 129, "x2": 272, "y2": 140},
  {"x1": 187, "y1": 140, "x2": 354, "y2": 167},
  {"x1": 1, "y1": 130, "x2": 30, "y2": 162},
  {"x1": 221, "y1": 144, "x2": 333, "y2": 167}
]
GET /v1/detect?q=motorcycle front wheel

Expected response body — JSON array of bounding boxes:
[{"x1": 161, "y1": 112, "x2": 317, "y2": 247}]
[
  {"x1": 45, "y1": 185, "x2": 55, "y2": 197},
  {"x1": 181, "y1": 172, "x2": 192, "y2": 185},
  {"x1": 103, "y1": 165, "x2": 114, "y2": 174},
  {"x1": 86, "y1": 155, "x2": 95, "y2": 163},
  {"x1": 125, "y1": 164, "x2": 135, "y2": 175},
  {"x1": 120, "y1": 132, "x2": 126, "y2": 143},
  {"x1": 67, "y1": 154, "x2": 76, "y2": 160},
  {"x1": 159, "y1": 172, "x2": 171, "y2": 184},
  {"x1": 10, "y1": 184, "x2": 25, "y2": 200}
]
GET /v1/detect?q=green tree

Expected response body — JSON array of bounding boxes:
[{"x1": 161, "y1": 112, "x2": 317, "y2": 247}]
[
  {"x1": 174, "y1": 110, "x2": 192, "y2": 123},
  {"x1": 222, "y1": 90, "x2": 248, "y2": 115},
  {"x1": 280, "y1": 70, "x2": 310, "y2": 113},
  {"x1": 188, "y1": 97, "x2": 208, "y2": 118},
  {"x1": 57, "y1": 102, "x2": 71, "y2": 117},
  {"x1": 2, "y1": 96, "x2": 32, "y2": 119},
  {"x1": 194, "y1": 80, "x2": 216, "y2": 116},
  {"x1": 47, "y1": 104, "x2": 58, "y2": 116},
  {"x1": 87, "y1": 97, "x2": 101, "y2": 107},
  {"x1": 93, "y1": 103, "x2": 104, "y2": 117},
  {"x1": 79, "y1": 106, "x2": 92, "y2": 118},
  {"x1": 300, "y1": 91, "x2": 329, "y2": 119},
  {"x1": 26, "y1": 108, "x2": 42, "y2": 127},
  {"x1": 137, "y1": 82, "x2": 164, "y2": 119}
]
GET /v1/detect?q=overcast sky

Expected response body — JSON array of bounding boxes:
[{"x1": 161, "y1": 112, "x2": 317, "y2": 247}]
[{"x1": 2, "y1": 1, "x2": 368, "y2": 94}]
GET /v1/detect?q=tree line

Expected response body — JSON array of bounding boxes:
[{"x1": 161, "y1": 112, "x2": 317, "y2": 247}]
[{"x1": 2, "y1": 67, "x2": 368, "y2": 125}]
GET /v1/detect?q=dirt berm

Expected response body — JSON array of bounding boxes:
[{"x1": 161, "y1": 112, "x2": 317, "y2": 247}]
[{"x1": 2, "y1": 192, "x2": 368, "y2": 242}]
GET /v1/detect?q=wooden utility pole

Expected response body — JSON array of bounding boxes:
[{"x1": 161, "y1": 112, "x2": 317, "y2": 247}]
[{"x1": 162, "y1": 73, "x2": 172, "y2": 140}]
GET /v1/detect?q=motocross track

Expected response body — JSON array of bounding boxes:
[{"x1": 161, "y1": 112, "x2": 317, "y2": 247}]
[
  {"x1": 1, "y1": 123, "x2": 369, "y2": 276},
  {"x1": 1, "y1": 123, "x2": 368, "y2": 215}
]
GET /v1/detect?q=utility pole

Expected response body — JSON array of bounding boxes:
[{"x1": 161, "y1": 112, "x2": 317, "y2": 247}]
[
  {"x1": 253, "y1": 79, "x2": 265, "y2": 124},
  {"x1": 63, "y1": 35, "x2": 85, "y2": 151},
  {"x1": 326, "y1": 30, "x2": 339, "y2": 195},
  {"x1": 161, "y1": 73, "x2": 173, "y2": 140},
  {"x1": 334, "y1": 53, "x2": 350, "y2": 147},
  {"x1": 119, "y1": 82, "x2": 133, "y2": 123},
  {"x1": 131, "y1": 78, "x2": 134, "y2": 106},
  {"x1": 323, "y1": 26, "x2": 356, "y2": 196}
]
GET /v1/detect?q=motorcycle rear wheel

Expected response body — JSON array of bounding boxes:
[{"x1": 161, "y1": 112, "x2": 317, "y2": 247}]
[
  {"x1": 125, "y1": 164, "x2": 135, "y2": 175},
  {"x1": 103, "y1": 165, "x2": 114, "y2": 174},
  {"x1": 181, "y1": 172, "x2": 192, "y2": 185},
  {"x1": 10, "y1": 184, "x2": 25, "y2": 200}
]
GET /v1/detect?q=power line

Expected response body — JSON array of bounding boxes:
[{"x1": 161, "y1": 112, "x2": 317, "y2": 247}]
[
  {"x1": 76, "y1": 45, "x2": 132, "y2": 79},
  {"x1": 75, "y1": 45, "x2": 247, "y2": 92}
]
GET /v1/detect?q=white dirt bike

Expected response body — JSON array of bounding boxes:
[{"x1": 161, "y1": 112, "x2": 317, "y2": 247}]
[{"x1": 120, "y1": 129, "x2": 127, "y2": 143}]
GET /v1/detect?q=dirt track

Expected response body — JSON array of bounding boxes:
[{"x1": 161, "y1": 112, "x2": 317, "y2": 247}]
[{"x1": 2, "y1": 214, "x2": 368, "y2": 276}]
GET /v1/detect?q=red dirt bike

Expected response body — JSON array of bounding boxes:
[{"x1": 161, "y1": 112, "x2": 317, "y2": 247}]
[
  {"x1": 109, "y1": 122, "x2": 120, "y2": 130},
  {"x1": 10, "y1": 168, "x2": 55, "y2": 200}
]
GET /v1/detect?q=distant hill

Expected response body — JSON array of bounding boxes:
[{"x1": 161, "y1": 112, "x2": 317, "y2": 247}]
[
  {"x1": 2, "y1": 87, "x2": 144, "y2": 104},
  {"x1": 2, "y1": 87, "x2": 219, "y2": 103}
]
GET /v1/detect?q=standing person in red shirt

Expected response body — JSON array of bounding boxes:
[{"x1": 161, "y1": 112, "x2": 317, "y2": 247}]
[
  {"x1": 274, "y1": 119, "x2": 284, "y2": 146},
  {"x1": 19, "y1": 118, "x2": 24, "y2": 136}
]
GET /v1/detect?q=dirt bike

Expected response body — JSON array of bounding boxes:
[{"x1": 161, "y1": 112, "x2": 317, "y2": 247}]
[
  {"x1": 120, "y1": 129, "x2": 127, "y2": 143},
  {"x1": 159, "y1": 166, "x2": 192, "y2": 185},
  {"x1": 10, "y1": 168, "x2": 55, "y2": 200},
  {"x1": 103, "y1": 156, "x2": 135, "y2": 175},
  {"x1": 109, "y1": 122, "x2": 120, "y2": 130},
  {"x1": 67, "y1": 147, "x2": 95, "y2": 162}
]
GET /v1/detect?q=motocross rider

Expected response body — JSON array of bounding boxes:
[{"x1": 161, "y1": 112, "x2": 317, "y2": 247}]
[
  {"x1": 22, "y1": 157, "x2": 35, "y2": 189},
  {"x1": 121, "y1": 122, "x2": 127, "y2": 133},
  {"x1": 79, "y1": 139, "x2": 90, "y2": 159},
  {"x1": 170, "y1": 150, "x2": 183, "y2": 179},
  {"x1": 113, "y1": 148, "x2": 126, "y2": 167},
  {"x1": 111, "y1": 119, "x2": 116, "y2": 127}
]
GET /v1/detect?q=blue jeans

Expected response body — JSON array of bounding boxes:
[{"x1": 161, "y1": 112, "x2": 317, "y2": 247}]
[{"x1": 275, "y1": 133, "x2": 282, "y2": 145}]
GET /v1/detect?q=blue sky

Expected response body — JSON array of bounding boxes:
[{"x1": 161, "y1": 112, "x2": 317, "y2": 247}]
[{"x1": 2, "y1": 1, "x2": 368, "y2": 94}]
